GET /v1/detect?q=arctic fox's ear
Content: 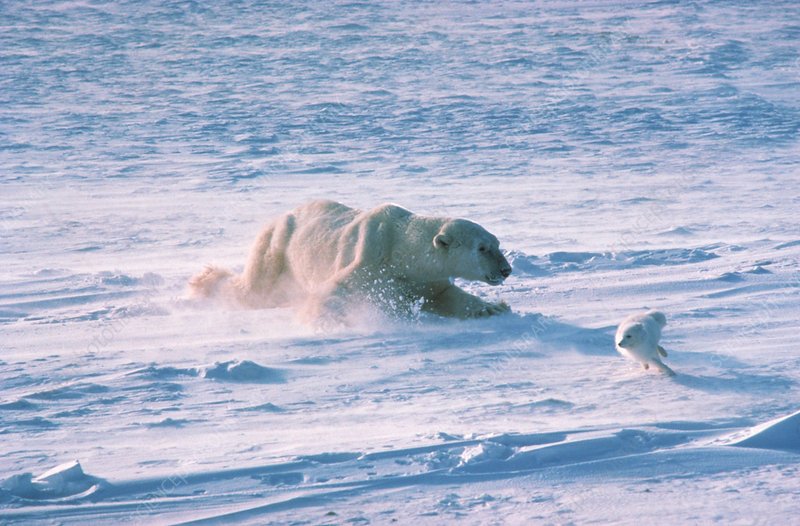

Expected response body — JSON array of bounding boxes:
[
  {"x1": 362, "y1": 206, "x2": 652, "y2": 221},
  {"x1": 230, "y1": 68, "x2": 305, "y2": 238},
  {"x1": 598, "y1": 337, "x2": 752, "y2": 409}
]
[
  {"x1": 649, "y1": 311, "x2": 667, "y2": 326},
  {"x1": 434, "y1": 233, "x2": 452, "y2": 249}
]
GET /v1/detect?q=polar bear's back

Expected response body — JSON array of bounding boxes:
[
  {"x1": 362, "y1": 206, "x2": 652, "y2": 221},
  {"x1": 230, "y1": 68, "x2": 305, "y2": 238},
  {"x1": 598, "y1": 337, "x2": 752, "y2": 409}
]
[
  {"x1": 279, "y1": 200, "x2": 359, "y2": 286},
  {"x1": 288, "y1": 200, "x2": 411, "y2": 231},
  {"x1": 279, "y1": 200, "x2": 415, "y2": 288},
  {"x1": 290, "y1": 199, "x2": 359, "y2": 230}
]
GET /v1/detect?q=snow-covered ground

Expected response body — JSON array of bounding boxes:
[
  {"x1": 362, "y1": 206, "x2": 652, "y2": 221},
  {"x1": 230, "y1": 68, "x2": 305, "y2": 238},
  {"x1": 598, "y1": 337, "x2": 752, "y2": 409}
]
[{"x1": 2, "y1": 1, "x2": 799, "y2": 524}]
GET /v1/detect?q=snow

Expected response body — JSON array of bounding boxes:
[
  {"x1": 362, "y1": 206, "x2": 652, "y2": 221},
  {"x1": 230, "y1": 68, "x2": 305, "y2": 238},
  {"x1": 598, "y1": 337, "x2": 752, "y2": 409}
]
[
  {"x1": 1, "y1": 460, "x2": 106, "y2": 503},
  {"x1": 726, "y1": 409, "x2": 800, "y2": 453},
  {"x1": 2, "y1": 0, "x2": 800, "y2": 524}
]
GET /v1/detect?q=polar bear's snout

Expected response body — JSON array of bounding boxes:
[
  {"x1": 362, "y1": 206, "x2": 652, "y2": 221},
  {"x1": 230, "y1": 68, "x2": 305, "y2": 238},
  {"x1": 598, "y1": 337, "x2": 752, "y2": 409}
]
[{"x1": 485, "y1": 254, "x2": 512, "y2": 285}]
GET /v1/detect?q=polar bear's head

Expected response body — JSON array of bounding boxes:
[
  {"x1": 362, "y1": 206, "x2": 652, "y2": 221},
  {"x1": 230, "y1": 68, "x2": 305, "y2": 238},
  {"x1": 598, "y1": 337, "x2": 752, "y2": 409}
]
[{"x1": 433, "y1": 219, "x2": 512, "y2": 285}]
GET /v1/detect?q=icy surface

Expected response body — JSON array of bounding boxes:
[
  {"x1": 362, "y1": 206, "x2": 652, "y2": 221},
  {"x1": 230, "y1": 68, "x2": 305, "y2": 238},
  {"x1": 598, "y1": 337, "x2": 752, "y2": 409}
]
[{"x1": 2, "y1": 1, "x2": 799, "y2": 524}]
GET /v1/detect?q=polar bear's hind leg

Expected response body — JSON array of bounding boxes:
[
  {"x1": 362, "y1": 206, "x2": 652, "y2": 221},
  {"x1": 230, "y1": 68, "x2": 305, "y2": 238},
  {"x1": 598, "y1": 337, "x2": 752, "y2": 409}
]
[{"x1": 240, "y1": 213, "x2": 297, "y2": 307}]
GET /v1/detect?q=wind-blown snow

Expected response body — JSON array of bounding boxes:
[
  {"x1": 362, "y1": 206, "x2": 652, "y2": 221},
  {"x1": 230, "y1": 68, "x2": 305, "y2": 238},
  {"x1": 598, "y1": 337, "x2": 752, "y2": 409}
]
[{"x1": 2, "y1": 0, "x2": 799, "y2": 524}]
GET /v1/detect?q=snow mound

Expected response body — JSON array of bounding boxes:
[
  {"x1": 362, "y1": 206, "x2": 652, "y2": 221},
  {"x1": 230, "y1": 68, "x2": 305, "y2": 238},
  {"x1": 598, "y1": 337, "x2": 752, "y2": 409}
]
[
  {"x1": 201, "y1": 360, "x2": 285, "y2": 383},
  {"x1": 128, "y1": 365, "x2": 199, "y2": 379},
  {"x1": 238, "y1": 402, "x2": 286, "y2": 413},
  {"x1": 128, "y1": 362, "x2": 285, "y2": 384},
  {"x1": 728, "y1": 409, "x2": 800, "y2": 453},
  {"x1": 0, "y1": 460, "x2": 105, "y2": 503},
  {"x1": 458, "y1": 441, "x2": 514, "y2": 467},
  {"x1": 0, "y1": 399, "x2": 38, "y2": 410}
]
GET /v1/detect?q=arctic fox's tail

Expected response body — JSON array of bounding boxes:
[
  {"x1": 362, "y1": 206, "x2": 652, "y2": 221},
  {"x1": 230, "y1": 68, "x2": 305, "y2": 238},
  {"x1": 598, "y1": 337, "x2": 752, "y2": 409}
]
[{"x1": 188, "y1": 266, "x2": 241, "y2": 303}]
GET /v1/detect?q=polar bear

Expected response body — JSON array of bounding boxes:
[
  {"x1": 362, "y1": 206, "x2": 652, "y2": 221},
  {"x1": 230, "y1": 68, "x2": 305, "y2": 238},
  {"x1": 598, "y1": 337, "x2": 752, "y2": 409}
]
[{"x1": 189, "y1": 200, "x2": 512, "y2": 321}]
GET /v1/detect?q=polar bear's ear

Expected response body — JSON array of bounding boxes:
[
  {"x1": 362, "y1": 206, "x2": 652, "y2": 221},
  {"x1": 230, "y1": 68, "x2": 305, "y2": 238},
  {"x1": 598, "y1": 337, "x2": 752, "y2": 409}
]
[{"x1": 433, "y1": 233, "x2": 454, "y2": 249}]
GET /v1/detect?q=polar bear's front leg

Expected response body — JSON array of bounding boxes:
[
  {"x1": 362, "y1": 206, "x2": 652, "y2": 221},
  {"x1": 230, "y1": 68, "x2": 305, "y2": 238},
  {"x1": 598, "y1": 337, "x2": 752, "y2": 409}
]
[
  {"x1": 426, "y1": 285, "x2": 510, "y2": 319},
  {"x1": 304, "y1": 268, "x2": 381, "y2": 324}
]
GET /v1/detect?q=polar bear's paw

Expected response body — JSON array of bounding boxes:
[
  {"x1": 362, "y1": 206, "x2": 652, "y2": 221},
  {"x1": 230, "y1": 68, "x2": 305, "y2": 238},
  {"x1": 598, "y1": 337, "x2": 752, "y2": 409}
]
[{"x1": 466, "y1": 300, "x2": 511, "y2": 318}]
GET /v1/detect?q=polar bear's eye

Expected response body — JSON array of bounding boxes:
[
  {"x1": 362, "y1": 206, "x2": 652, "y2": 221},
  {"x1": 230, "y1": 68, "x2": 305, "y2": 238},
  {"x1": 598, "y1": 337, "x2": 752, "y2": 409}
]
[
  {"x1": 478, "y1": 246, "x2": 487, "y2": 253},
  {"x1": 626, "y1": 334, "x2": 632, "y2": 338}
]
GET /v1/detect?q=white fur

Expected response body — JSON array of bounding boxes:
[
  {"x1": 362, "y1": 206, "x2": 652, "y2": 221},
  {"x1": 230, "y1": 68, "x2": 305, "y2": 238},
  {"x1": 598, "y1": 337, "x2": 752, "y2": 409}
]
[
  {"x1": 615, "y1": 310, "x2": 675, "y2": 376},
  {"x1": 189, "y1": 200, "x2": 512, "y2": 322}
]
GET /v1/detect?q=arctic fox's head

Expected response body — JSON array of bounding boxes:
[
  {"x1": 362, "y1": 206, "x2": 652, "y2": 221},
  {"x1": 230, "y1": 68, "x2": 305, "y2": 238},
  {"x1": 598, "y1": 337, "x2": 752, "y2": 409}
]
[{"x1": 617, "y1": 323, "x2": 646, "y2": 348}]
